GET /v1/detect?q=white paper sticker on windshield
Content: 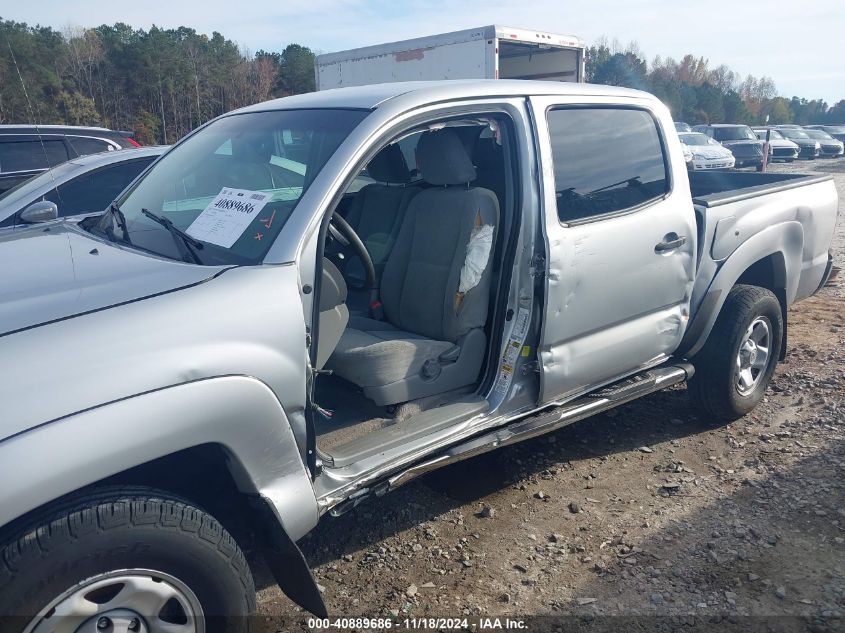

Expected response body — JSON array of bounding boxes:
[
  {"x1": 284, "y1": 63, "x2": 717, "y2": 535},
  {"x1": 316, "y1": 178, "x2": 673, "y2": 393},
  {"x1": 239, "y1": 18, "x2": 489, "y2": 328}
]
[{"x1": 185, "y1": 188, "x2": 271, "y2": 248}]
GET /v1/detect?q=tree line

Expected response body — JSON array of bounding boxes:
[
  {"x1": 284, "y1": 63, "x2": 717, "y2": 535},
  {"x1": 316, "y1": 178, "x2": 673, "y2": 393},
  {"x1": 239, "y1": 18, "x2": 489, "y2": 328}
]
[
  {"x1": 1, "y1": 20, "x2": 843, "y2": 146},
  {"x1": 586, "y1": 38, "x2": 844, "y2": 126},
  {"x1": 0, "y1": 18, "x2": 316, "y2": 144}
]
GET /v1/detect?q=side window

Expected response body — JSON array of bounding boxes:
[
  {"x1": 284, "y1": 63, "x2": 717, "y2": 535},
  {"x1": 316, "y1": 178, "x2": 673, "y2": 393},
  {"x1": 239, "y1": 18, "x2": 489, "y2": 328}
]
[
  {"x1": 0, "y1": 140, "x2": 69, "y2": 172},
  {"x1": 45, "y1": 158, "x2": 155, "y2": 217},
  {"x1": 68, "y1": 136, "x2": 115, "y2": 156},
  {"x1": 547, "y1": 107, "x2": 669, "y2": 223}
]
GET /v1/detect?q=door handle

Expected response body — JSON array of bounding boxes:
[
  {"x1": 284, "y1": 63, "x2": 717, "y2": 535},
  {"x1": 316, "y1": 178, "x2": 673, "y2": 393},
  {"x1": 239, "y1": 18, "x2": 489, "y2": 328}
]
[{"x1": 655, "y1": 234, "x2": 687, "y2": 253}]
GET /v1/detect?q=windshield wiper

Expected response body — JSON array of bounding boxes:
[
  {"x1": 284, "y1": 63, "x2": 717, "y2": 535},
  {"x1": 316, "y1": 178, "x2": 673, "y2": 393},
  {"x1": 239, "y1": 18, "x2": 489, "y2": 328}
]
[
  {"x1": 141, "y1": 208, "x2": 204, "y2": 264},
  {"x1": 104, "y1": 202, "x2": 131, "y2": 244}
]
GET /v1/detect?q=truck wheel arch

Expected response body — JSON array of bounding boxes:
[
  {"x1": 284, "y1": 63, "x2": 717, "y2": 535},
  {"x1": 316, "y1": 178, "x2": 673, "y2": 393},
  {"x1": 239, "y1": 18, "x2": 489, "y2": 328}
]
[
  {"x1": 679, "y1": 221, "x2": 802, "y2": 358},
  {"x1": 0, "y1": 376, "x2": 327, "y2": 615},
  {"x1": 0, "y1": 375, "x2": 319, "y2": 538}
]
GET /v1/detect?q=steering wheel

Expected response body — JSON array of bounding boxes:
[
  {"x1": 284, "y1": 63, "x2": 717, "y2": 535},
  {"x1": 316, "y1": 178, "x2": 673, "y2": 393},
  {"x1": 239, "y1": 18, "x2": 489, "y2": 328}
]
[{"x1": 328, "y1": 212, "x2": 376, "y2": 291}]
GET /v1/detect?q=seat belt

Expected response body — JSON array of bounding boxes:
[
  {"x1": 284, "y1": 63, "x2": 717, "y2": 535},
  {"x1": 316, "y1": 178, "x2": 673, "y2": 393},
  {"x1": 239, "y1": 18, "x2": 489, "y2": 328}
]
[{"x1": 369, "y1": 287, "x2": 384, "y2": 320}]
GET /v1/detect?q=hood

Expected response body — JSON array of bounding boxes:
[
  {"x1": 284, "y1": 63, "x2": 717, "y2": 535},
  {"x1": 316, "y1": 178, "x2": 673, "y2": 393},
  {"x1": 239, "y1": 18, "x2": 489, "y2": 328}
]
[
  {"x1": 690, "y1": 146, "x2": 732, "y2": 159},
  {"x1": 767, "y1": 139, "x2": 800, "y2": 150},
  {"x1": 0, "y1": 221, "x2": 231, "y2": 335}
]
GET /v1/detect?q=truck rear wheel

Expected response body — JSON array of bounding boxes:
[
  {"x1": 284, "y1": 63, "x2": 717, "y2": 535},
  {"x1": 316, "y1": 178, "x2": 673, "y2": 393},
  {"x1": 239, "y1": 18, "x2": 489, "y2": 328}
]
[
  {"x1": 689, "y1": 284, "x2": 783, "y2": 421},
  {"x1": 0, "y1": 488, "x2": 255, "y2": 633}
]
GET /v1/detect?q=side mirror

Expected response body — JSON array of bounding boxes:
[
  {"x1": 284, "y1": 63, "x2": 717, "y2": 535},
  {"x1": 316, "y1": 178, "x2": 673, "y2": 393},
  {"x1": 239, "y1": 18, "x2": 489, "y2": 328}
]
[{"x1": 20, "y1": 200, "x2": 59, "y2": 224}]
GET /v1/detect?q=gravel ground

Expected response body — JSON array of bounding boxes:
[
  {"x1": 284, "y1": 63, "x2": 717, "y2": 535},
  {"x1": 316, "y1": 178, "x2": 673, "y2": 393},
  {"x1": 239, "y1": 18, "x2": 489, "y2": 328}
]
[{"x1": 254, "y1": 158, "x2": 844, "y2": 631}]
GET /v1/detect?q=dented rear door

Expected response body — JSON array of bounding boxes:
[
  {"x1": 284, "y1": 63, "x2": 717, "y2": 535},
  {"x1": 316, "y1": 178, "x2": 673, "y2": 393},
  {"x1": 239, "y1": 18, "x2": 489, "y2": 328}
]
[{"x1": 530, "y1": 96, "x2": 697, "y2": 403}]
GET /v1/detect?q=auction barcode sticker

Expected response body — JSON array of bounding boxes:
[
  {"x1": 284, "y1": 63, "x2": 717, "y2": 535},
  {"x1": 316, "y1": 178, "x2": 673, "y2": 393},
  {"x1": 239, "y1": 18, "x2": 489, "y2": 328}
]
[{"x1": 186, "y1": 188, "x2": 271, "y2": 248}]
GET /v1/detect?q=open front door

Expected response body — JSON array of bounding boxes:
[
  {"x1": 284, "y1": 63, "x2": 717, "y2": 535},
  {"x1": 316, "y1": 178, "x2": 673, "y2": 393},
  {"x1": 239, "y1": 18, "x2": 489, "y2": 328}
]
[{"x1": 530, "y1": 96, "x2": 697, "y2": 404}]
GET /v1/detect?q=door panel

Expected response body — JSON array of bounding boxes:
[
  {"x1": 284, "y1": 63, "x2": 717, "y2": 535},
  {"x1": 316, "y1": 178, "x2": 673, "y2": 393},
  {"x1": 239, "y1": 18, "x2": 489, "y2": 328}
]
[{"x1": 531, "y1": 96, "x2": 697, "y2": 403}]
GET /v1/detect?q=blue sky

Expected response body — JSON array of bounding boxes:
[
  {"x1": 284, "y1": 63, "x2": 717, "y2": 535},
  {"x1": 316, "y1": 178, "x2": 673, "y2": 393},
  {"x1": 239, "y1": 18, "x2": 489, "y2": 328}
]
[{"x1": 5, "y1": 0, "x2": 844, "y2": 104}]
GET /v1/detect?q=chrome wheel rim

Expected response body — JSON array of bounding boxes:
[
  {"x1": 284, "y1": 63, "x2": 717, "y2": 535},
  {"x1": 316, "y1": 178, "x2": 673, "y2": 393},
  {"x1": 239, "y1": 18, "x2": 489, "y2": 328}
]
[
  {"x1": 24, "y1": 569, "x2": 204, "y2": 633},
  {"x1": 735, "y1": 316, "x2": 771, "y2": 396}
]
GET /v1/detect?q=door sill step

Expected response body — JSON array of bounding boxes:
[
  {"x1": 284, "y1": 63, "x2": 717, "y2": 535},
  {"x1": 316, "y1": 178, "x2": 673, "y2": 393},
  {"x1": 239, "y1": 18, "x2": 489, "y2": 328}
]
[{"x1": 386, "y1": 362, "x2": 693, "y2": 491}]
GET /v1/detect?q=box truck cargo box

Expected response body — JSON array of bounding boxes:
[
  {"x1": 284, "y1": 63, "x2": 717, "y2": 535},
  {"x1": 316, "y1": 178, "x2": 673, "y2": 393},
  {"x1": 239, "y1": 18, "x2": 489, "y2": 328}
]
[{"x1": 315, "y1": 25, "x2": 585, "y2": 90}]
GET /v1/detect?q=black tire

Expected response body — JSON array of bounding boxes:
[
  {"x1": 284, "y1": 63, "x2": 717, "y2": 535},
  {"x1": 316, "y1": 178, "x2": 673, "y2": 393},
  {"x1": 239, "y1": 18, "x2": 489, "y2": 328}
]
[
  {"x1": 0, "y1": 487, "x2": 255, "y2": 632},
  {"x1": 688, "y1": 284, "x2": 783, "y2": 421}
]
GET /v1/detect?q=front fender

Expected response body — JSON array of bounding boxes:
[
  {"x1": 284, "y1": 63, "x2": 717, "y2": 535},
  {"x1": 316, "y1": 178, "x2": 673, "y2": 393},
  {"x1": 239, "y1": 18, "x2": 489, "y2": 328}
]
[
  {"x1": 679, "y1": 221, "x2": 803, "y2": 357},
  {"x1": 0, "y1": 376, "x2": 319, "y2": 540}
]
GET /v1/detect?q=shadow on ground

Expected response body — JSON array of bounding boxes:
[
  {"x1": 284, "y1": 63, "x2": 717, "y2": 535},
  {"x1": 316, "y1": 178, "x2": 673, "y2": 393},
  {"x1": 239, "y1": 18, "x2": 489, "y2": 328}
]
[{"x1": 247, "y1": 384, "x2": 729, "y2": 583}]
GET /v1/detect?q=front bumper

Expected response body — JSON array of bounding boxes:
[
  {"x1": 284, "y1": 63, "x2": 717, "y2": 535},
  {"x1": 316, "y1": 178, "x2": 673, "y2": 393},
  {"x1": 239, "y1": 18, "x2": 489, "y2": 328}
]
[
  {"x1": 734, "y1": 156, "x2": 763, "y2": 167},
  {"x1": 691, "y1": 157, "x2": 735, "y2": 170},
  {"x1": 798, "y1": 145, "x2": 820, "y2": 158},
  {"x1": 819, "y1": 143, "x2": 844, "y2": 157},
  {"x1": 771, "y1": 146, "x2": 799, "y2": 160}
]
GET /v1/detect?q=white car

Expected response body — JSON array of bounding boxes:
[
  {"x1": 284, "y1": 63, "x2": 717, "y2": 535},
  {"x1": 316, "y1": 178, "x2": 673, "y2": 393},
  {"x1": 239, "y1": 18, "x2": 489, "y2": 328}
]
[
  {"x1": 752, "y1": 129, "x2": 800, "y2": 162},
  {"x1": 678, "y1": 132, "x2": 735, "y2": 170}
]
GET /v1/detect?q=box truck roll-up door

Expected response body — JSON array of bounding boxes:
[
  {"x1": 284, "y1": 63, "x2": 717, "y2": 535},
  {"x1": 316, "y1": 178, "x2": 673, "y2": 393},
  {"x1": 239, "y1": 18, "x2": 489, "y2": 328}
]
[{"x1": 498, "y1": 41, "x2": 580, "y2": 82}]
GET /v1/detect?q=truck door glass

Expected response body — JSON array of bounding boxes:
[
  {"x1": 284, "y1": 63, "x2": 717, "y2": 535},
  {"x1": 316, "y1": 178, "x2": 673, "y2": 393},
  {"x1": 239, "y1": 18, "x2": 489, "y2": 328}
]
[{"x1": 547, "y1": 107, "x2": 669, "y2": 223}]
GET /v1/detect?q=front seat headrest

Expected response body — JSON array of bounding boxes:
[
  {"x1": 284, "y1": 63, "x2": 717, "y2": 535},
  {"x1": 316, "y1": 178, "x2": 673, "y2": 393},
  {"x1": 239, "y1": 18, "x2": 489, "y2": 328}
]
[
  {"x1": 367, "y1": 143, "x2": 411, "y2": 184},
  {"x1": 232, "y1": 133, "x2": 273, "y2": 164},
  {"x1": 417, "y1": 129, "x2": 477, "y2": 186}
]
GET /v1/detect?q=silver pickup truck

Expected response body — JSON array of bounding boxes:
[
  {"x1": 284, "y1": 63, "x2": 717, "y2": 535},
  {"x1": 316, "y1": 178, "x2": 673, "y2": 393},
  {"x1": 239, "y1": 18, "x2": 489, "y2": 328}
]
[{"x1": 0, "y1": 81, "x2": 838, "y2": 630}]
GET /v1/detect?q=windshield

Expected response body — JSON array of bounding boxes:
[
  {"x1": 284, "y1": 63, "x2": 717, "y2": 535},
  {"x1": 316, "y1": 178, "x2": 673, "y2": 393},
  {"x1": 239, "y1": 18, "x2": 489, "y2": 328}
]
[
  {"x1": 679, "y1": 133, "x2": 716, "y2": 146},
  {"x1": 822, "y1": 126, "x2": 845, "y2": 134},
  {"x1": 712, "y1": 126, "x2": 757, "y2": 141},
  {"x1": 754, "y1": 129, "x2": 784, "y2": 140},
  {"x1": 779, "y1": 129, "x2": 810, "y2": 140},
  {"x1": 98, "y1": 109, "x2": 367, "y2": 265},
  {"x1": 804, "y1": 129, "x2": 833, "y2": 140}
]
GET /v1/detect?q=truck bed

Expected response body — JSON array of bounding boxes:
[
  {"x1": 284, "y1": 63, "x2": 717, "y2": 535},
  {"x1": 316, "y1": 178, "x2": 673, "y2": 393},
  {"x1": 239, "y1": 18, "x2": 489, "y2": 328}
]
[
  {"x1": 687, "y1": 168, "x2": 838, "y2": 324},
  {"x1": 689, "y1": 170, "x2": 833, "y2": 207}
]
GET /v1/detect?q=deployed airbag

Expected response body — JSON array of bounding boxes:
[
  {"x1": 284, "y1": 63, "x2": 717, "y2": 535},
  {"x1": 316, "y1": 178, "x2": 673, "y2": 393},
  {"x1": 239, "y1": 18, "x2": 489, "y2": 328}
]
[{"x1": 458, "y1": 223, "x2": 494, "y2": 295}]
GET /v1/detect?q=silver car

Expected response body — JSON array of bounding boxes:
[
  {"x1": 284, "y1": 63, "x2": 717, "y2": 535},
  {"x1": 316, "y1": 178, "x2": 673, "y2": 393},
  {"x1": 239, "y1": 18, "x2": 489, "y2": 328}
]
[
  {"x1": 0, "y1": 146, "x2": 166, "y2": 229},
  {"x1": 0, "y1": 81, "x2": 837, "y2": 626}
]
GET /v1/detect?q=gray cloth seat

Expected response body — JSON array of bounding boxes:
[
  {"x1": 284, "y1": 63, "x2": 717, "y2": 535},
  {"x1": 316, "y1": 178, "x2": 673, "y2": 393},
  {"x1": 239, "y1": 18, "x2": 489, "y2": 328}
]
[
  {"x1": 328, "y1": 129, "x2": 499, "y2": 406},
  {"x1": 343, "y1": 144, "x2": 420, "y2": 284}
]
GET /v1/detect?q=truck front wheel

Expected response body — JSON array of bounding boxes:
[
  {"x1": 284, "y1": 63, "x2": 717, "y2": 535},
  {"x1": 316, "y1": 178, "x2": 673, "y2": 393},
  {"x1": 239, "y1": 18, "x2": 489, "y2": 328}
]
[
  {"x1": 689, "y1": 284, "x2": 783, "y2": 420},
  {"x1": 0, "y1": 488, "x2": 255, "y2": 633}
]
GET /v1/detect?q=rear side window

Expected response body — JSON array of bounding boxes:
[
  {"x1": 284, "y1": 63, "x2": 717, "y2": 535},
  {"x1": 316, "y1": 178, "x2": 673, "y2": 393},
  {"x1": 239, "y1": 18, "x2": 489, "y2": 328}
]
[
  {"x1": 44, "y1": 158, "x2": 155, "y2": 217},
  {"x1": 0, "y1": 140, "x2": 69, "y2": 172},
  {"x1": 68, "y1": 136, "x2": 115, "y2": 156},
  {"x1": 547, "y1": 107, "x2": 669, "y2": 223}
]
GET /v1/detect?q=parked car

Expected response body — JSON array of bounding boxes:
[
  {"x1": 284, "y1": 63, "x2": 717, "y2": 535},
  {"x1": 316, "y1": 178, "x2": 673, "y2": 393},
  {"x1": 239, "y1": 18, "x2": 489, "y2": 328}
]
[
  {"x1": 675, "y1": 121, "x2": 692, "y2": 132},
  {"x1": 752, "y1": 128, "x2": 800, "y2": 162},
  {"x1": 0, "y1": 81, "x2": 837, "y2": 624},
  {"x1": 0, "y1": 146, "x2": 166, "y2": 229},
  {"x1": 772, "y1": 127, "x2": 821, "y2": 159},
  {"x1": 804, "y1": 124, "x2": 845, "y2": 145},
  {"x1": 692, "y1": 124, "x2": 765, "y2": 168},
  {"x1": 802, "y1": 129, "x2": 844, "y2": 157},
  {"x1": 678, "y1": 132, "x2": 735, "y2": 170},
  {"x1": 0, "y1": 125, "x2": 142, "y2": 195}
]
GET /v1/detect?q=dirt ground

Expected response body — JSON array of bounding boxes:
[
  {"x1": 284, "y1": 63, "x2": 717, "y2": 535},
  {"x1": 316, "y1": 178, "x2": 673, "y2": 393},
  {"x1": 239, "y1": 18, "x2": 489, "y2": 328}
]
[{"x1": 254, "y1": 158, "x2": 845, "y2": 631}]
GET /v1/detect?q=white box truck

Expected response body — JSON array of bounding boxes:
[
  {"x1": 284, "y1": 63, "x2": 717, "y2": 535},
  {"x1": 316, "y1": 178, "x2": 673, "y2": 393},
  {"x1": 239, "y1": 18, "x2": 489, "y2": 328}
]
[{"x1": 315, "y1": 25, "x2": 586, "y2": 90}]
